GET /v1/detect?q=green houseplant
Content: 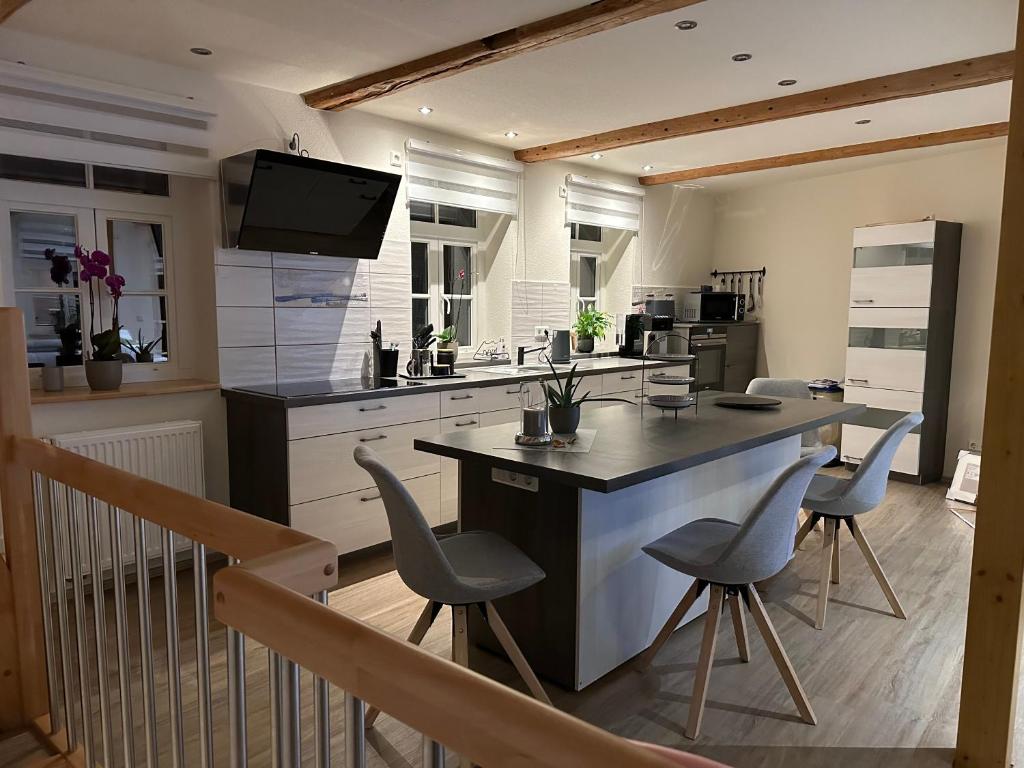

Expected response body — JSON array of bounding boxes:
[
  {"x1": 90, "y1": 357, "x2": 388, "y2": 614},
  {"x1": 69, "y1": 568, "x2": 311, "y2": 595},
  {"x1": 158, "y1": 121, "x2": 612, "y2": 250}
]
[
  {"x1": 543, "y1": 360, "x2": 590, "y2": 434},
  {"x1": 573, "y1": 305, "x2": 611, "y2": 354},
  {"x1": 123, "y1": 328, "x2": 162, "y2": 363}
]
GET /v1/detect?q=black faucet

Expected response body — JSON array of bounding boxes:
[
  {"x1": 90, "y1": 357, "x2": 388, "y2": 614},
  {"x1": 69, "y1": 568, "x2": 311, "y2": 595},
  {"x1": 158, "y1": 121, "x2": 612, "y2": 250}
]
[{"x1": 517, "y1": 331, "x2": 549, "y2": 365}]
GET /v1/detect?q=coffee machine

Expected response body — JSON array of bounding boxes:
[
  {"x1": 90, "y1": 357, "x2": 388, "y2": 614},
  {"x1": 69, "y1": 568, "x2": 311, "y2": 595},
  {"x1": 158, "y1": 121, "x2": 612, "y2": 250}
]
[
  {"x1": 619, "y1": 313, "x2": 681, "y2": 358},
  {"x1": 618, "y1": 313, "x2": 648, "y2": 357}
]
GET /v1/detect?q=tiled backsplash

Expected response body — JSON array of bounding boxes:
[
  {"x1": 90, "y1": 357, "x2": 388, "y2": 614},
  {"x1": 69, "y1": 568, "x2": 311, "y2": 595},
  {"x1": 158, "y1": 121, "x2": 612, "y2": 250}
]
[
  {"x1": 215, "y1": 240, "x2": 412, "y2": 387},
  {"x1": 510, "y1": 279, "x2": 571, "y2": 358}
]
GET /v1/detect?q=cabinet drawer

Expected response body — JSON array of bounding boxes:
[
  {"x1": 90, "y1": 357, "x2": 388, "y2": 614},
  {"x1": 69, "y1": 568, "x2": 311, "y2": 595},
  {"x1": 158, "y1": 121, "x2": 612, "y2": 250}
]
[
  {"x1": 603, "y1": 389, "x2": 644, "y2": 408},
  {"x1": 288, "y1": 420, "x2": 441, "y2": 504},
  {"x1": 845, "y1": 348, "x2": 926, "y2": 392},
  {"x1": 478, "y1": 408, "x2": 519, "y2": 427},
  {"x1": 849, "y1": 265, "x2": 932, "y2": 308},
  {"x1": 601, "y1": 370, "x2": 642, "y2": 394},
  {"x1": 440, "y1": 388, "x2": 480, "y2": 417},
  {"x1": 476, "y1": 383, "x2": 523, "y2": 413},
  {"x1": 440, "y1": 414, "x2": 481, "y2": 432},
  {"x1": 843, "y1": 386, "x2": 923, "y2": 414},
  {"x1": 841, "y1": 425, "x2": 920, "y2": 476},
  {"x1": 287, "y1": 393, "x2": 440, "y2": 439},
  {"x1": 848, "y1": 307, "x2": 929, "y2": 330},
  {"x1": 289, "y1": 473, "x2": 441, "y2": 555}
]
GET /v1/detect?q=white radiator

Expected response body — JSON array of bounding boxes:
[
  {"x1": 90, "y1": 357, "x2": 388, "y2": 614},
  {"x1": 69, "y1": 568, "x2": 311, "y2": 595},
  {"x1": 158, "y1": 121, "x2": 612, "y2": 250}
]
[{"x1": 47, "y1": 421, "x2": 205, "y2": 573}]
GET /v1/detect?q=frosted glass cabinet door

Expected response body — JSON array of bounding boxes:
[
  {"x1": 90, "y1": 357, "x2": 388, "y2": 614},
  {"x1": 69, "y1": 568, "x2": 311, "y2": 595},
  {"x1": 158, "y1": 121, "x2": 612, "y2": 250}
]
[{"x1": 853, "y1": 242, "x2": 934, "y2": 268}]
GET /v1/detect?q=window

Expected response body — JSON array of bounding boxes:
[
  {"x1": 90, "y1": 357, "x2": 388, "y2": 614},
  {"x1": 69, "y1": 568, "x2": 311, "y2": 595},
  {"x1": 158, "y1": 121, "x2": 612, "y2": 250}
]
[
  {"x1": 407, "y1": 201, "x2": 477, "y2": 228},
  {"x1": 93, "y1": 166, "x2": 170, "y2": 196},
  {"x1": 0, "y1": 153, "x2": 169, "y2": 196},
  {"x1": 569, "y1": 222, "x2": 602, "y2": 243},
  {"x1": 410, "y1": 239, "x2": 475, "y2": 347},
  {"x1": 571, "y1": 251, "x2": 600, "y2": 314}
]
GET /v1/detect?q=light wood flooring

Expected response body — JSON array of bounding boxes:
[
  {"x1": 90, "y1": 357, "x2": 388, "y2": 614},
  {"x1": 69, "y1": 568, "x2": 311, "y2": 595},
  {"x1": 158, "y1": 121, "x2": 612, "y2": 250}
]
[{"x1": 0, "y1": 476, "x2": 1014, "y2": 767}]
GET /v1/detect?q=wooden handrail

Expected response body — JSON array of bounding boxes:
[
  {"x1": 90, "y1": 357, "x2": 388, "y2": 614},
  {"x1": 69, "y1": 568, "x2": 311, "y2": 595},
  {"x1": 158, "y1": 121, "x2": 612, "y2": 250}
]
[{"x1": 214, "y1": 565, "x2": 684, "y2": 768}]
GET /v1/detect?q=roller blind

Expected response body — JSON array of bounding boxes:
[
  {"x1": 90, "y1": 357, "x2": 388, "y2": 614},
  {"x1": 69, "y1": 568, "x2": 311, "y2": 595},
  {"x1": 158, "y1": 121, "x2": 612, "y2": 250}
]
[
  {"x1": 565, "y1": 174, "x2": 644, "y2": 231},
  {"x1": 405, "y1": 138, "x2": 522, "y2": 216}
]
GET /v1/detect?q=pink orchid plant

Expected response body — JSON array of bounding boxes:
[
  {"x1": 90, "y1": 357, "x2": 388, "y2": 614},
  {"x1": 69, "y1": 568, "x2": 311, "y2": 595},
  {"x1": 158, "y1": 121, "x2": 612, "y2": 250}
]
[{"x1": 76, "y1": 245, "x2": 126, "y2": 361}]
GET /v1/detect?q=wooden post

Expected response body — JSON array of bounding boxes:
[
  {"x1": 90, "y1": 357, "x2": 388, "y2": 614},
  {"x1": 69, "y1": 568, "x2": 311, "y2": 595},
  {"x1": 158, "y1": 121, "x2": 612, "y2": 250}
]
[
  {"x1": 954, "y1": 7, "x2": 1024, "y2": 767},
  {"x1": 0, "y1": 308, "x2": 48, "y2": 729}
]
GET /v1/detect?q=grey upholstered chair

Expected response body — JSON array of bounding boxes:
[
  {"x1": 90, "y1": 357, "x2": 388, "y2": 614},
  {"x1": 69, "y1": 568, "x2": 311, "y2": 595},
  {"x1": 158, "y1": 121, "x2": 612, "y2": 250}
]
[
  {"x1": 746, "y1": 378, "x2": 823, "y2": 456},
  {"x1": 795, "y1": 411, "x2": 923, "y2": 630},
  {"x1": 641, "y1": 446, "x2": 837, "y2": 739},
  {"x1": 353, "y1": 445, "x2": 551, "y2": 729}
]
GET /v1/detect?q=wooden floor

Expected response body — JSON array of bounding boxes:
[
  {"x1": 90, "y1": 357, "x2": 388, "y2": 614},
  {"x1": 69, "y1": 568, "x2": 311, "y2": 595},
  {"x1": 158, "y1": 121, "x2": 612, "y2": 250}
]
[{"x1": 0, "y1": 475, "x2": 1013, "y2": 767}]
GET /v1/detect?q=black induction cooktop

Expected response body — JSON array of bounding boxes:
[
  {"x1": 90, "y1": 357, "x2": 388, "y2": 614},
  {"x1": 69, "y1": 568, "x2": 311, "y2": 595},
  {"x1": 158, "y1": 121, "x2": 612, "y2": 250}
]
[{"x1": 233, "y1": 377, "x2": 425, "y2": 399}]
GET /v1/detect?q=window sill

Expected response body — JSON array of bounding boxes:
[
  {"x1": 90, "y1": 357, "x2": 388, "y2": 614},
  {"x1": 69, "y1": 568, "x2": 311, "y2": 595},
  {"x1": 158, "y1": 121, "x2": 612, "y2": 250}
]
[{"x1": 31, "y1": 378, "x2": 219, "y2": 405}]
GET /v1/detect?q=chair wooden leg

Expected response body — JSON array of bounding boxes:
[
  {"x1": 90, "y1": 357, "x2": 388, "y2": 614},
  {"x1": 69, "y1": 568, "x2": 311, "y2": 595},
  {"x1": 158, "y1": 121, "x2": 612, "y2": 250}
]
[
  {"x1": 685, "y1": 584, "x2": 724, "y2": 740},
  {"x1": 366, "y1": 599, "x2": 438, "y2": 728},
  {"x1": 794, "y1": 510, "x2": 818, "y2": 550},
  {"x1": 815, "y1": 517, "x2": 836, "y2": 630},
  {"x1": 483, "y1": 602, "x2": 552, "y2": 706},
  {"x1": 452, "y1": 604, "x2": 469, "y2": 666},
  {"x1": 848, "y1": 517, "x2": 907, "y2": 620},
  {"x1": 745, "y1": 585, "x2": 817, "y2": 726},
  {"x1": 831, "y1": 524, "x2": 841, "y2": 585},
  {"x1": 727, "y1": 592, "x2": 749, "y2": 662},
  {"x1": 640, "y1": 579, "x2": 705, "y2": 670}
]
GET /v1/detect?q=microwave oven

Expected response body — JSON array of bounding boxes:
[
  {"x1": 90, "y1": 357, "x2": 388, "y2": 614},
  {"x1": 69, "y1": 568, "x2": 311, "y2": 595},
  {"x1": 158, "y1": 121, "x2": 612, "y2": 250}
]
[{"x1": 681, "y1": 291, "x2": 745, "y2": 323}]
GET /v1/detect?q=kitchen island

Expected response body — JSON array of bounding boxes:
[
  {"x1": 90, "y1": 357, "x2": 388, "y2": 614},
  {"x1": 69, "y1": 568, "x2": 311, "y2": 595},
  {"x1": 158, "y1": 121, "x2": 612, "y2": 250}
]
[{"x1": 415, "y1": 392, "x2": 864, "y2": 690}]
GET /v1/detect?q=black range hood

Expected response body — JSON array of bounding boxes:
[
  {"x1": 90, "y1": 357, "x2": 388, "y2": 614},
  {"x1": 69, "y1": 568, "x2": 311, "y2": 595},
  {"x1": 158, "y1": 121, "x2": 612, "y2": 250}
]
[{"x1": 220, "y1": 149, "x2": 401, "y2": 259}]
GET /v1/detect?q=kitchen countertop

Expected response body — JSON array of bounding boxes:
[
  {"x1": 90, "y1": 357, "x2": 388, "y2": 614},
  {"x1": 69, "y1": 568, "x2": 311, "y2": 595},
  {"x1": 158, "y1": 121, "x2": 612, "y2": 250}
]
[
  {"x1": 220, "y1": 355, "x2": 688, "y2": 408},
  {"x1": 415, "y1": 392, "x2": 864, "y2": 493}
]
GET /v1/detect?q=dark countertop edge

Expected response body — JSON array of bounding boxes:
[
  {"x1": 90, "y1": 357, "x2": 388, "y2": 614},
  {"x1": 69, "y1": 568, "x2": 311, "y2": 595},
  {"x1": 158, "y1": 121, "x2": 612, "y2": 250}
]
[
  {"x1": 413, "y1": 399, "x2": 866, "y2": 493},
  {"x1": 219, "y1": 358, "x2": 682, "y2": 408}
]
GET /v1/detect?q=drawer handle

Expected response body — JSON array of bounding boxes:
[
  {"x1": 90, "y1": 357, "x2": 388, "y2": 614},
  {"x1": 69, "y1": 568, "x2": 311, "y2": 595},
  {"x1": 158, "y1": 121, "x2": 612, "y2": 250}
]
[
  {"x1": 847, "y1": 378, "x2": 869, "y2": 384},
  {"x1": 620, "y1": 374, "x2": 637, "y2": 380},
  {"x1": 450, "y1": 394, "x2": 474, "y2": 401},
  {"x1": 359, "y1": 492, "x2": 382, "y2": 502},
  {"x1": 454, "y1": 419, "x2": 478, "y2": 427},
  {"x1": 842, "y1": 455, "x2": 864, "y2": 463},
  {"x1": 505, "y1": 388, "x2": 520, "y2": 394},
  {"x1": 359, "y1": 434, "x2": 388, "y2": 443},
  {"x1": 852, "y1": 298, "x2": 876, "y2": 304},
  {"x1": 634, "y1": 393, "x2": 645, "y2": 399},
  {"x1": 359, "y1": 404, "x2": 387, "y2": 412}
]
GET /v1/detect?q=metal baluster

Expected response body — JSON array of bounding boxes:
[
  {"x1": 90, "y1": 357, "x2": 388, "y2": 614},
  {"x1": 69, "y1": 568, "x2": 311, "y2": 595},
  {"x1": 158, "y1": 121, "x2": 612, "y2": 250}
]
[
  {"x1": 281, "y1": 658, "x2": 302, "y2": 768},
  {"x1": 50, "y1": 483, "x2": 77, "y2": 749},
  {"x1": 86, "y1": 498, "x2": 113, "y2": 767},
  {"x1": 227, "y1": 557, "x2": 248, "y2": 768},
  {"x1": 422, "y1": 737, "x2": 445, "y2": 768},
  {"x1": 162, "y1": 528, "x2": 185, "y2": 767},
  {"x1": 108, "y1": 507, "x2": 134, "y2": 768},
  {"x1": 32, "y1": 474, "x2": 60, "y2": 733},
  {"x1": 269, "y1": 651, "x2": 283, "y2": 768},
  {"x1": 344, "y1": 693, "x2": 366, "y2": 768},
  {"x1": 66, "y1": 490, "x2": 95, "y2": 766},
  {"x1": 134, "y1": 516, "x2": 159, "y2": 767},
  {"x1": 314, "y1": 591, "x2": 331, "y2": 768},
  {"x1": 194, "y1": 542, "x2": 214, "y2": 768}
]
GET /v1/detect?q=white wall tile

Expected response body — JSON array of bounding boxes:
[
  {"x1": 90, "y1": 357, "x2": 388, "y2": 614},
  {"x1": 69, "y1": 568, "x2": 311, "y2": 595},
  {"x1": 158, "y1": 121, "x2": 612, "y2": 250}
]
[
  {"x1": 215, "y1": 265, "x2": 274, "y2": 307},
  {"x1": 217, "y1": 307, "x2": 275, "y2": 348},
  {"x1": 218, "y1": 346, "x2": 276, "y2": 387},
  {"x1": 273, "y1": 268, "x2": 370, "y2": 307},
  {"x1": 272, "y1": 252, "x2": 367, "y2": 272},
  {"x1": 369, "y1": 271, "x2": 412, "y2": 307},
  {"x1": 215, "y1": 248, "x2": 273, "y2": 268},
  {"x1": 275, "y1": 306, "x2": 371, "y2": 346},
  {"x1": 276, "y1": 343, "x2": 370, "y2": 383},
  {"x1": 370, "y1": 238, "x2": 412, "y2": 275},
  {"x1": 368, "y1": 304, "x2": 412, "y2": 347}
]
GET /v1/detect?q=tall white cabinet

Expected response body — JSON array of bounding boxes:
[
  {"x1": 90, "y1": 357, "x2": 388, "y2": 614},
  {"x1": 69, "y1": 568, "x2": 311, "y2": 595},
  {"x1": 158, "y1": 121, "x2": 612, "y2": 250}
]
[{"x1": 842, "y1": 220, "x2": 962, "y2": 483}]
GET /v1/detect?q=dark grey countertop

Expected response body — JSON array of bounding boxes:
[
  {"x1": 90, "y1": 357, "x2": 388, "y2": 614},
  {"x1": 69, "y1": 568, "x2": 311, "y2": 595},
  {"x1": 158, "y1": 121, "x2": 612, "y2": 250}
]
[
  {"x1": 220, "y1": 356, "x2": 688, "y2": 408},
  {"x1": 414, "y1": 392, "x2": 864, "y2": 493}
]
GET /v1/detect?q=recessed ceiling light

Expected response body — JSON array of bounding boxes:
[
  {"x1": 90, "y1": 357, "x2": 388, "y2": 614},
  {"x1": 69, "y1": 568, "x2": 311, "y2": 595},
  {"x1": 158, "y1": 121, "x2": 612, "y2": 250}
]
[
  {"x1": 732, "y1": 53, "x2": 752, "y2": 62},
  {"x1": 642, "y1": 164, "x2": 654, "y2": 172},
  {"x1": 504, "y1": 130, "x2": 518, "y2": 139},
  {"x1": 855, "y1": 119, "x2": 872, "y2": 125},
  {"x1": 778, "y1": 79, "x2": 797, "y2": 87},
  {"x1": 591, "y1": 153, "x2": 603, "y2": 160},
  {"x1": 418, "y1": 106, "x2": 433, "y2": 115},
  {"x1": 189, "y1": 47, "x2": 213, "y2": 56},
  {"x1": 674, "y1": 19, "x2": 698, "y2": 30}
]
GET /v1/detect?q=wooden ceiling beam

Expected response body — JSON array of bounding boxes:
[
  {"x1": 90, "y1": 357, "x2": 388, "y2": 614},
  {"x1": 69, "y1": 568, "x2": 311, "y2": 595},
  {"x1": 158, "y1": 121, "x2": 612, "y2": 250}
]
[
  {"x1": 517, "y1": 51, "x2": 1015, "y2": 163},
  {"x1": 0, "y1": 0, "x2": 33, "y2": 24},
  {"x1": 637, "y1": 122, "x2": 1010, "y2": 185},
  {"x1": 302, "y1": 0, "x2": 705, "y2": 111}
]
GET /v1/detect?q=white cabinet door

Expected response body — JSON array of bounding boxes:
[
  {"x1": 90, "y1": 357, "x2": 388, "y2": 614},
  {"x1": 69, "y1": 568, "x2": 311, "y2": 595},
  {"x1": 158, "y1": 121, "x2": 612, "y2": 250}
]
[
  {"x1": 842, "y1": 425, "x2": 920, "y2": 475},
  {"x1": 845, "y1": 348, "x2": 926, "y2": 392},
  {"x1": 440, "y1": 388, "x2": 481, "y2": 417},
  {"x1": 290, "y1": 473, "x2": 441, "y2": 555},
  {"x1": 476, "y1": 383, "x2": 524, "y2": 413},
  {"x1": 479, "y1": 408, "x2": 519, "y2": 427},
  {"x1": 288, "y1": 419, "x2": 441, "y2": 504},
  {"x1": 439, "y1": 414, "x2": 480, "y2": 524},
  {"x1": 848, "y1": 307, "x2": 929, "y2": 330},
  {"x1": 287, "y1": 393, "x2": 441, "y2": 439},
  {"x1": 843, "y1": 386, "x2": 923, "y2": 413},
  {"x1": 849, "y1": 265, "x2": 932, "y2": 308},
  {"x1": 601, "y1": 370, "x2": 643, "y2": 394}
]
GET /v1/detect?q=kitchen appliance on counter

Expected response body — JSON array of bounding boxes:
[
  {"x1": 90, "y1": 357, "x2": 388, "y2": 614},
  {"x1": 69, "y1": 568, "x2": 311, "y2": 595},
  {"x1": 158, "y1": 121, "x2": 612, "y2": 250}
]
[
  {"x1": 550, "y1": 329, "x2": 572, "y2": 364},
  {"x1": 681, "y1": 291, "x2": 745, "y2": 323},
  {"x1": 645, "y1": 316, "x2": 686, "y2": 357},
  {"x1": 618, "y1": 313, "x2": 647, "y2": 357},
  {"x1": 645, "y1": 297, "x2": 676, "y2": 320}
]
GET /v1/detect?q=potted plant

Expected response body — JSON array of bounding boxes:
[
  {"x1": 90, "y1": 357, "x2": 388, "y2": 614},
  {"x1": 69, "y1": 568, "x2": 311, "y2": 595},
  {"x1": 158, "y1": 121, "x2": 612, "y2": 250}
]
[
  {"x1": 543, "y1": 360, "x2": 590, "y2": 434},
  {"x1": 434, "y1": 264, "x2": 468, "y2": 362},
  {"x1": 123, "y1": 328, "x2": 162, "y2": 363},
  {"x1": 573, "y1": 305, "x2": 612, "y2": 354},
  {"x1": 77, "y1": 245, "x2": 127, "y2": 391},
  {"x1": 435, "y1": 325, "x2": 460, "y2": 362}
]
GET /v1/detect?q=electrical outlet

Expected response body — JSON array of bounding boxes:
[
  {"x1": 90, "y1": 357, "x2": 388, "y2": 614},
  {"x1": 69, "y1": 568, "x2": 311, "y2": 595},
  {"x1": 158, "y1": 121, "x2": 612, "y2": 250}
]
[
  {"x1": 534, "y1": 326, "x2": 549, "y2": 341},
  {"x1": 492, "y1": 468, "x2": 538, "y2": 492},
  {"x1": 389, "y1": 150, "x2": 402, "y2": 168}
]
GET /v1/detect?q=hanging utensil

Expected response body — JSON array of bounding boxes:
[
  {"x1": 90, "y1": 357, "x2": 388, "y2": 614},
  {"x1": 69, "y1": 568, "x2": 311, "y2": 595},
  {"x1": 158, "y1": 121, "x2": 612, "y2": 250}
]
[{"x1": 747, "y1": 274, "x2": 756, "y2": 314}]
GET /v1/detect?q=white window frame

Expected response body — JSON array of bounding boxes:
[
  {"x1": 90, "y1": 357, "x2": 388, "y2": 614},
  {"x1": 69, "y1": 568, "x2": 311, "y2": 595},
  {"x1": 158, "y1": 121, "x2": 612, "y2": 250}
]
[
  {"x1": 570, "y1": 228, "x2": 603, "y2": 317},
  {"x1": 410, "y1": 236, "x2": 477, "y2": 351}
]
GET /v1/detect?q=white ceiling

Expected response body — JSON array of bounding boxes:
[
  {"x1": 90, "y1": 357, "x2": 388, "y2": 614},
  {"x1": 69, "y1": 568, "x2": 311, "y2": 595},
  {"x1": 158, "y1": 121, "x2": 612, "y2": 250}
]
[{"x1": 5, "y1": 0, "x2": 1018, "y2": 185}]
